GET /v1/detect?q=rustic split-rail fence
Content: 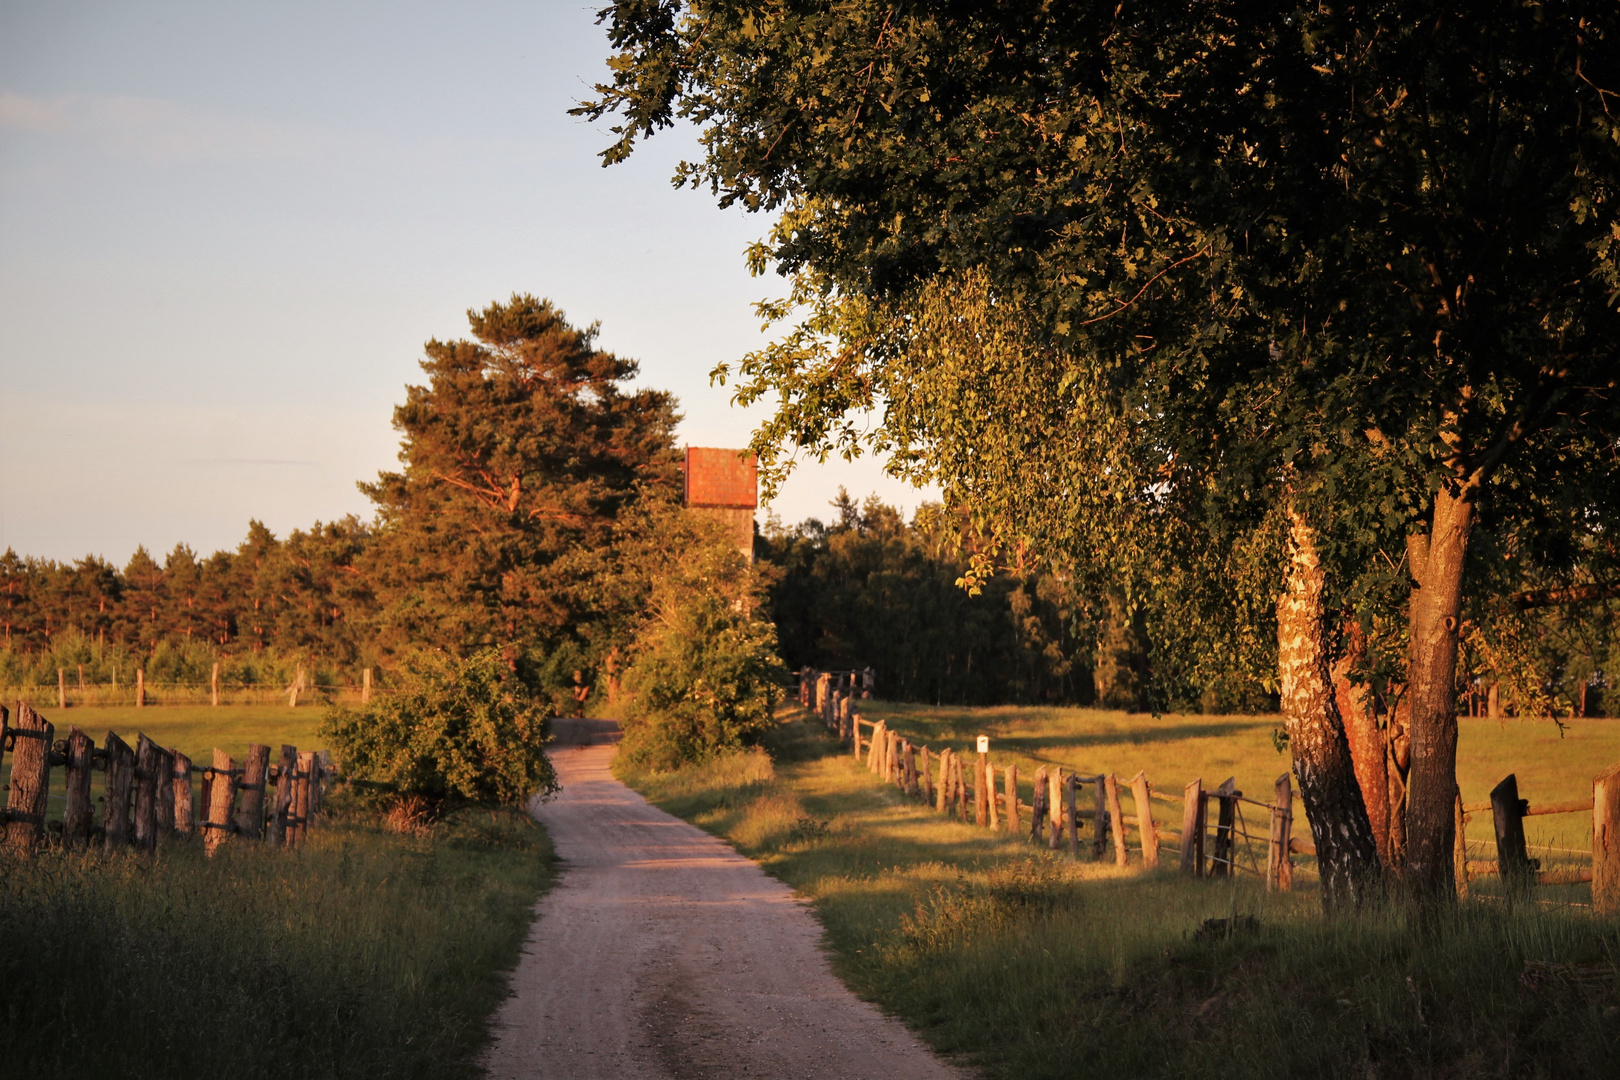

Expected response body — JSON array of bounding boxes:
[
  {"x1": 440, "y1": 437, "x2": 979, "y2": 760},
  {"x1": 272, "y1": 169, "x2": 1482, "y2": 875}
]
[
  {"x1": 799, "y1": 668, "x2": 1620, "y2": 915},
  {"x1": 0, "y1": 701, "x2": 333, "y2": 857}
]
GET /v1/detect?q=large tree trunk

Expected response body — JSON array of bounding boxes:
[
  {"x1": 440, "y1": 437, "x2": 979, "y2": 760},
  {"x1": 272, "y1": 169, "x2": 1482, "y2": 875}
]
[
  {"x1": 1278, "y1": 505, "x2": 1383, "y2": 908},
  {"x1": 1404, "y1": 486, "x2": 1475, "y2": 899},
  {"x1": 1332, "y1": 622, "x2": 1393, "y2": 866}
]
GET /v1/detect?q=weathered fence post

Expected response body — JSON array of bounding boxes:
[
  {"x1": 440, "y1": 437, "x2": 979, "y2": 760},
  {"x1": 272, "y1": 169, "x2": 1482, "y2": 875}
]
[
  {"x1": 954, "y1": 753, "x2": 970, "y2": 821},
  {"x1": 904, "y1": 741, "x2": 918, "y2": 797},
  {"x1": 1066, "y1": 773, "x2": 1080, "y2": 859},
  {"x1": 1030, "y1": 765, "x2": 1048, "y2": 843},
  {"x1": 1595, "y1": 763, "x2": 1620, "y2": 916},
  {"x1": 210, "y1": 661, "x2": 221, "y2": 706},
  {"x1": 1005, "y1": 764, "x2": 1020, "y2": 835},
  {"x1": 1105, "y1": 773, "x2": 1128, "y2": 866},
  {"x1": 1047, "y1": 770, "x2": 1064, "y2": 850},
  {"x1": 58, "y1": 668, "x2": 67, "y2": 710},
  {"x1": 270, "y1": 745, "x2": 296, "y2": 845},
  {"x1": 204, "y1": 749, "x2": 237, "y2": 856},
  {"x1": 135, "y1": 668, "x2": 146, "y2": 707},
  {"x1": 171, "y1": 751, "x2": 194, "y2": 836},
  {"x1": 851, "y1": 715, "x2": 863, "y2": 759},
  {"x1": 362, "y1": 666, "x2": 373, "y2": 704},
  {"x1": 1209, "y1": 778, "x2": 1237, "y2": 878},
  {"x1": 1268, "y1": 773, "x2": 1293, "y2": 891},
  {"x1": 1180, "y1": 778, "x2": 1205, "y2": 876},
  {"x1": 287, "y1": 664, "x2": 305, "y2": 708},
  {"x1": 63, "y1": 725, "x2": 95, "y2": 847},
  {"x1": 1489, "y1": 773, "x2": 1534, "y2": 891},
  {"x1": 4, "y1": 703, "x2": 55, "y2": 851},
  {"x1": 236, "y1": 743, "x2": 270, "y2": 840},
  {"x1": 1091, "y1": 774, "x2": 1107, "y2": 859},
  {"x1": 1451, "y1": 787, "x2": 1469, "y2": 900},
  {"x1": 291, "y1": 750, "x2": 317, "y2": 844},
  {"x1": 866, "y1": 721, "x2": 884, "y2": 772},
  {"x1": 312, "y1": 752, "x2": 330, "y2": 818},
  {"x1": 1130, "y1": 771, "x2": 1158, "y2": 869},
  {"x1": 133, "y1": 734, "x2": 164, "y2": 854},
  {"x1": 920, "y1": 746, "x2": 933, "y2": 805},
  {"x1": 977, "y1": 753, "x2": 992, "y2": 827},
  {"x1": 103, "y1": 731, "x2": 135, "y2": 850}
]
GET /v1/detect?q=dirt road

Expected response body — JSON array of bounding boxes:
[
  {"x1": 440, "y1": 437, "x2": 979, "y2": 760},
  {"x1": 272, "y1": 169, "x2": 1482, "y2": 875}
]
[{"x1": 483, "y1": 719, "x2": 966, "y2": 1080}]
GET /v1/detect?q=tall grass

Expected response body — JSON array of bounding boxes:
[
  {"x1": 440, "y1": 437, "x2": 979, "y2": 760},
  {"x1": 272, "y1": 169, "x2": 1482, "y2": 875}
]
[
  {"x1": 621, "y1": 712, "x2": 1620, "y2": 1079},
  {"x1": 0, "y1": 809, "x2": 553, "y2": 1079}
]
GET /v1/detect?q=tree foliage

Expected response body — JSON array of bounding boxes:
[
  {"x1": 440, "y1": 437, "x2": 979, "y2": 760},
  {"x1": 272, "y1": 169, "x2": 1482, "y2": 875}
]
[
  {"x1": 321, "y1": 648, "x2": 557, "y2": 807},
  {"x1": 613, "y1": 501, "x2": 786, "y2": 769},
  {"x1": 362, "y1": 294, "x2": 682, "y2": 681}
]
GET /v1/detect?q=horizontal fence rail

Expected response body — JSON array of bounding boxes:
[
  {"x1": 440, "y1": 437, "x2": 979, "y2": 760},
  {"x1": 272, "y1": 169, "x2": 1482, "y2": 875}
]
[
  {"x1": 799, "y1": 668, "x2": 1620, "y2": 914},
  {"x1": 6, "y1": 664, "x2": 383, "y2": 709}
]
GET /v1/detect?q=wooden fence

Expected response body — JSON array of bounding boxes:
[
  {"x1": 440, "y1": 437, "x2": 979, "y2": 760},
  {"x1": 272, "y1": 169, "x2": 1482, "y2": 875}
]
[
  {"x1": 805, "y1": 688, "x2": 1620, "y2": 915},
  {"x1": 0, "y1": 701, "x2": 333, "y2": 856},
  {"x1": 8, "y1": 664, "x2": 380, "y2": 709}
]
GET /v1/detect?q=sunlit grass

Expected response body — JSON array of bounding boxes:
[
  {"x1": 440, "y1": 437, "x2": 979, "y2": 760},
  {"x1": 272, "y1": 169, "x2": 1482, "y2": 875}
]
[
  {"x1": 620, "y1": 707, "x2": 1620, "y2": 1079},
  {"x1": 0, "y1": 807, "x2": 553, "y2": 1080}
]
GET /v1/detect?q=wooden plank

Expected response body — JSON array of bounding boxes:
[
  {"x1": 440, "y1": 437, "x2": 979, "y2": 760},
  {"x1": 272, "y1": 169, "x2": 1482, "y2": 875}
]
[
  {"x1": 236, "y1": 743, "x2": 270, "y2": 840},
  {"x1": 204, "y1": 749, "x2": 237, "y2": 856},
  {"x1": 1090, "y1": 772, "x2": 1106, "y2": 859},
  {"x1": 1595, "y1": 763, "x2": 1620, "y2": 916},
  {"x1": 1490, "y1": 773, "x2": 1534, "y2": 890},
  {"x1": 269, "y1": 744, "x2": 296, "y2": 846},
  {"x1": 1048, "y1": 769, "x2": 1064, "y2": 850},
  {"x1": 171, "y1": 750, "x2": 194, "y2": 836},
  {"x1": 4, "y1": 702, "x2": 55, "y2": 851},
  {"x1": 1005, "y1": 764, "x2": 1019, "y2": 835},
  {"x1": 1131, "y1": 771, "x2": 1158, "y2": 869},
  {"x1": 1453, "y1": 788, "x2": 1469, "y2": 900},
  {"x1": 132, "y1": 734, "x2": 163, "y2": 853},
  {"x1": 291, "y1": 750, "x2": 313, "y2": 837},
  {"x1": 102, "y1": 731, "x2": 135, "y2": 851},
  {"x1": 1209, "y1": 777, "x2": 1236, "y2": 878},
  {"x1": 63, "y1": 725, "x2": 95, "y2": 847},
  {"x1": 1179, "y1": 778, "x2": 1204, "y2": 876},
  {"x1": 1105, "y1": 773, "x2": 1127, "y2": 866},
  {"x1": 1066, "y1": 773, "x2": 1079, "y2": 859},
  {"x1": 1030, "y1": 765, "x2": 1048, "y2": 843}
]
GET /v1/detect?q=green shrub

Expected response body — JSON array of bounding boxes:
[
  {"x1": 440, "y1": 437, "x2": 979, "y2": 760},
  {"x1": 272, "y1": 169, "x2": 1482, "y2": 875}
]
[
  {"x1": 615, "y1": 507, "x2": 786, "y2": 769},
  {"x1": 322, "y1": 648, "x2": 557, "y2": 807}
]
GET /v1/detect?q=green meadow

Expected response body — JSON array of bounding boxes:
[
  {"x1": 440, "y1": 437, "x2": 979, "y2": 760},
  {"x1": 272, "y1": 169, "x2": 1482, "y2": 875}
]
[
  {"x1": 620, "y1": 705, "x2": 1620, "y2": 1080},
  {"x1": 0, "y1": 705, "x2": 554, "y2": 1080}
]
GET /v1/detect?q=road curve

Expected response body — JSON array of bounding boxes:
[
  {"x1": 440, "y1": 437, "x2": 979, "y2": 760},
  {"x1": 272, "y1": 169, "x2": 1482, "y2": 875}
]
[{"x1": 483, "y1": 718, "x2": 966, "y2": 1080}]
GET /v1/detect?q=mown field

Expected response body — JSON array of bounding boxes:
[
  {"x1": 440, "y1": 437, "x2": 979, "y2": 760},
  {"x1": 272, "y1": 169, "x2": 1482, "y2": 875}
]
[
  {"x1": 620, "y1": 704, "x2": 1620, "y2": 1080},
  {"x1": 0, "y1": 704, "x2": 554, "y2": 1080}
]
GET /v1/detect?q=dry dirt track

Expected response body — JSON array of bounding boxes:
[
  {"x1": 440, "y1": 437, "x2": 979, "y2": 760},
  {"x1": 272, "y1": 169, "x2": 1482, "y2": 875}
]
[{"x1": 483, "y1": 719, "x2": 967, "y2": 1080}]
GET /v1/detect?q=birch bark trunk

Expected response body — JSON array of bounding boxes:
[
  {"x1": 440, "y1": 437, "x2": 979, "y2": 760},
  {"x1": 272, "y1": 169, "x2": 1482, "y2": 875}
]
[{"x1": 1277, "y1": 504, "x2": 1382, "y2": 908}]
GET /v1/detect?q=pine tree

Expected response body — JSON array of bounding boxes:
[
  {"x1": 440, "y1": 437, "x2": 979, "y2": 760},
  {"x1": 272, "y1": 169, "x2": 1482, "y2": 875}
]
[{"x1": 360, "y1": 294, "x2": 681, "y2": 681}]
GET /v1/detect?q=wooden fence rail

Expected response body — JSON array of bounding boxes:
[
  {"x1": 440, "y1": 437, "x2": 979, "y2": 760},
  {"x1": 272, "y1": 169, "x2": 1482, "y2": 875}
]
[
  {"x1": 0, "y1": 701, "x2": 333, "y2": 857},
  {"x1": 796, "y1": 673, "x2": 1620, "y2": 915}
]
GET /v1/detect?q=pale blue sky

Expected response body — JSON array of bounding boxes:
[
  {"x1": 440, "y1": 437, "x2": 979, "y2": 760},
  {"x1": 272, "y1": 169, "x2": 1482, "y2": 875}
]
[{"x1": 0, "y1": 1, "x2": 930, "y2": 565}]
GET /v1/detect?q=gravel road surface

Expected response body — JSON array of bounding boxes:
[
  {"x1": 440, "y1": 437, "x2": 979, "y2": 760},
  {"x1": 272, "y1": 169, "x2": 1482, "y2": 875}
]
[{"x1": 483, "y1": 718, "x2": 966, "y2": 1080}]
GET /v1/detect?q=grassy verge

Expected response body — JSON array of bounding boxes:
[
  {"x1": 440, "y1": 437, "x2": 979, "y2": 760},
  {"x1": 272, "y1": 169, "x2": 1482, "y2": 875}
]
[
  {"x1": 619, "y1": 708, "x2": 1620, "y2": 1080},
  {"x1": 0, "y1": 806, "x2": 553, "y2": 1079}
]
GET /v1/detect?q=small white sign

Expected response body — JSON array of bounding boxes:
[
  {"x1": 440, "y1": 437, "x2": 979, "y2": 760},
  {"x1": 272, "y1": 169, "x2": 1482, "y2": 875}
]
[{"x1": 976, "y1": 735, "x2": 990, "y2": 754}]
